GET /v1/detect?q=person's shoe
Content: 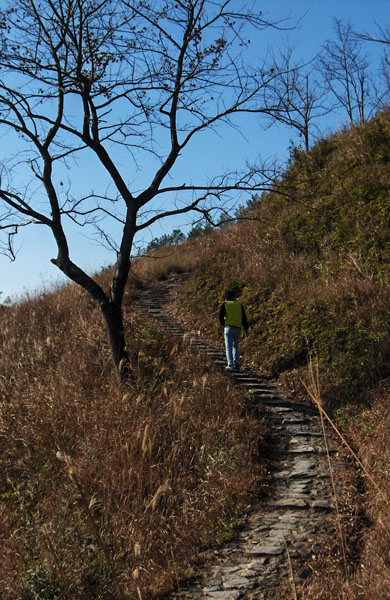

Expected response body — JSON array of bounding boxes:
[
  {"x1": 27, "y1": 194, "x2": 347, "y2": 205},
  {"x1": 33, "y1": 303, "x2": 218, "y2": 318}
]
[
  {"x1": 233, "y1": 364, "x2": 240, "y2": 372},
  {"x1": 225, "y1": 366, "x2": 234, "y2": 373}
]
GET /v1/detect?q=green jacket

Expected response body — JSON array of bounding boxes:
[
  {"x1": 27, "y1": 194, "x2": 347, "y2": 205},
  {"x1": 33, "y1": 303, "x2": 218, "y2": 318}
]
[{"x1": 218, "y1": 300, "x2": 248, "y2": 330}]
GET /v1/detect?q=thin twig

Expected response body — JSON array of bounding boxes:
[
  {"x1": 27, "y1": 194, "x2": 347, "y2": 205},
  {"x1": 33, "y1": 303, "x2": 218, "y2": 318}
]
[
  {"x1": 284, "y1": 537, "x2": 298, "y2": 600},
  {"x1": 41, "y1": 524, "x2": 72, "y2": 600},
  {"x1": 302, "y1": 366, "x2": 390, "y2": 508},
  {"x1": 349, "y1": 254, "x2": 389, "y2": 311},
  {"x1": 170, "y1": 545, "x2": 182, "y2": 600},
  {"x1": 307, "y1": 360, "x2": 349, "y2": 583},
  {"x1": 57, "y1": 452, "x2": 127, "y2": 600}
]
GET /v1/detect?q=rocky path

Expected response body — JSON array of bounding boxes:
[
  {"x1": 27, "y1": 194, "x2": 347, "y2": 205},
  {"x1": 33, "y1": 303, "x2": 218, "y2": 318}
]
[{"x1": 135, "y1": 274, "x2": 337, "y2": 600}]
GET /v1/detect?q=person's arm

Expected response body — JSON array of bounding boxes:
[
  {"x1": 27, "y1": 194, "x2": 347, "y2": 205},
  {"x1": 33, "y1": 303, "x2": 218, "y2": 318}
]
[
  {"x1": 218, "y1": 303, "x2": 226, "y2": 326},
  {"x1": 241, "y1": 305, "x2": 248, "y2": 333}
]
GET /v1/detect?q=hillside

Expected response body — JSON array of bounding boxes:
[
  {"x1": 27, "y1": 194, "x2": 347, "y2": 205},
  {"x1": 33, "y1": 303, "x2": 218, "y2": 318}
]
[
  {"x1": 1, "y1": 108, "x2": 390, "y2": 599},
  {"x1": 0, "y1": 275, "x2": 268, "y2": 598},
  {"x1": 148, "y1": 107, "x2": 390, "y2": 598},
  {"x1": 170, "y1": 110, "x2": 390, "y2": 406}
]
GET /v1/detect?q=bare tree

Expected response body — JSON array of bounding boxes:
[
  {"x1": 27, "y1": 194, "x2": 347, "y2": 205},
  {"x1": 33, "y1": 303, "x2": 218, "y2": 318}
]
[
  {"x1": 356, "y1": 23, "x2": 390, "y2": 106},
  {"x1": 0, "y1": 0, "x2": 290, "y2": 381},
  {"x1": 260, "y1": 43, "x2": 330, "y2": 152},
  {"x1": 318, "y1": 18, "x2": 376, "y2": 126}
]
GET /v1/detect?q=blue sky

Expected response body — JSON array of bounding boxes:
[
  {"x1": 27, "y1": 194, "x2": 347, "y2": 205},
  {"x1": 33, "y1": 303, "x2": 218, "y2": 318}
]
[{"x1": 1, "y1": 0, "x2": 389, "y2": 302}]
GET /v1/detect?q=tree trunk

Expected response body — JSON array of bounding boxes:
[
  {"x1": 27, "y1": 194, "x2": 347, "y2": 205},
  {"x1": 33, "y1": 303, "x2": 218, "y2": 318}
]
[{"x1": 100, "y1": 300, "x2": 129, "y2": 383}]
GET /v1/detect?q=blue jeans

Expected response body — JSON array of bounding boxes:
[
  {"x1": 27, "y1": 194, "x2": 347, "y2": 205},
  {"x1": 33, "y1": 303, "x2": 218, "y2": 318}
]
[{"x1": 224, "y1": 326, "x2": 241, "y2": 368}]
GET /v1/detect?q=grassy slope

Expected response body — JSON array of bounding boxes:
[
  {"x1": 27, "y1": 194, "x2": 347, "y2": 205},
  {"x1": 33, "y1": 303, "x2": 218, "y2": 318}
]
[
  {"x1": 159, "y1": 108, "x2": 390, "y2": 598},
  {"x1": 173, "y1": 113, "x2": 390, "y2": 405},
  {"x1": 0, "y1": 274, "x2": 268, "y2": 599}
]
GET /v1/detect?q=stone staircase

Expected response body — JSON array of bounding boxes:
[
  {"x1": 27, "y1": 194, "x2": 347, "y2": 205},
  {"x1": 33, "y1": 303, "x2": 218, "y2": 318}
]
[{"x1": 134, "y1": 273, "x2": 337, "y2": 600}]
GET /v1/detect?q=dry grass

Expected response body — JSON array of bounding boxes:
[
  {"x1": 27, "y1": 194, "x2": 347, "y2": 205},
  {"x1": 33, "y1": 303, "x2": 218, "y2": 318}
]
[
  {"x1": 132, "y1": 236, "x2": 214, "y2": 284},
  {"x1": 156, "y1": 116, "x2": 390, "y2": 598},
  {"x1": 0, "y1": 276, "x2": 267, "y2": 598}
]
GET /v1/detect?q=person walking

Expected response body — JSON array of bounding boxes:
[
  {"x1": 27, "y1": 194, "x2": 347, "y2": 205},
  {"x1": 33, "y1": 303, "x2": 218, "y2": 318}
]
[{"x1": 218, "y1": 290, "x2": 248, "y2": 372}]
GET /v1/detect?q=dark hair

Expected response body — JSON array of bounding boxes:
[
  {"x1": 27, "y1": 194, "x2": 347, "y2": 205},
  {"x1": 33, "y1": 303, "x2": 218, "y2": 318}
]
[{"x1": 224, "y1": 290, "x2": 234, "y2": 300}]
